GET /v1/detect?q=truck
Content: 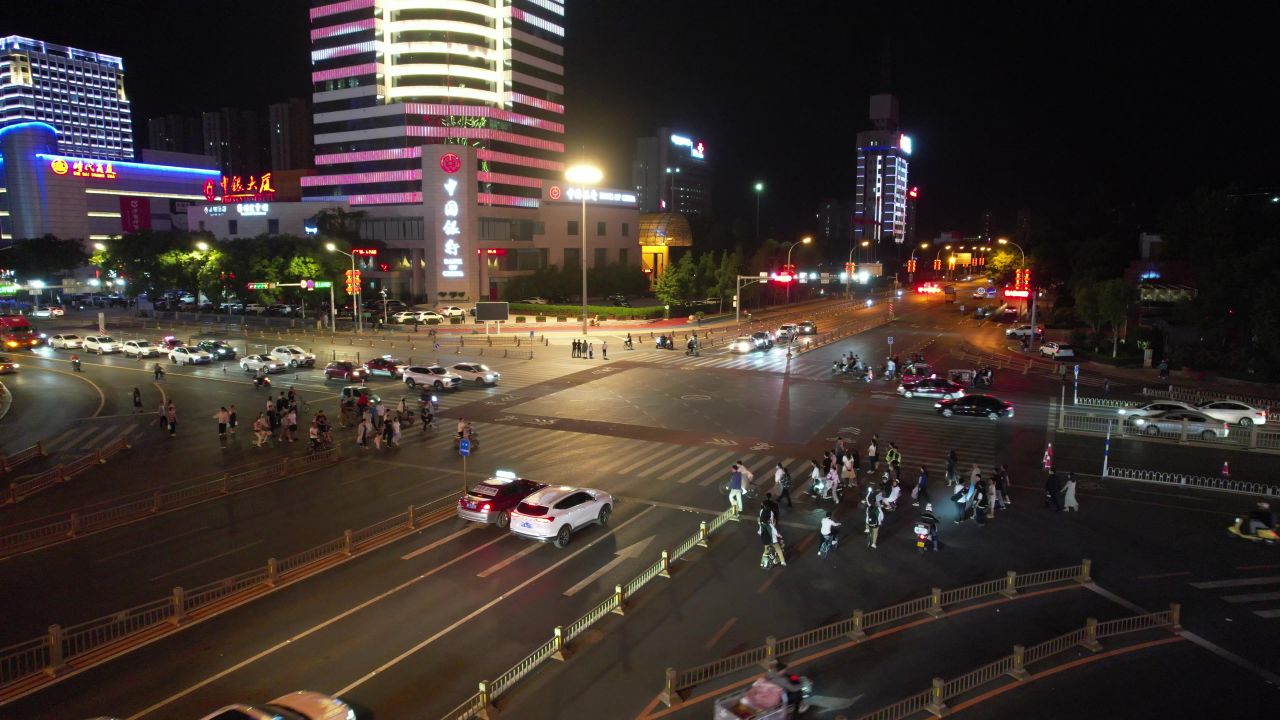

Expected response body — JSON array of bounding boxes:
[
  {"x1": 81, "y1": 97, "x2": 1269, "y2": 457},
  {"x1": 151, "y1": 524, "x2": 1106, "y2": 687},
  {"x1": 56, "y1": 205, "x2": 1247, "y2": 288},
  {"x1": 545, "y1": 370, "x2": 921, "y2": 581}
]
[{"x1": 0, "y1": 315, "x2": 42, "y2": 350}]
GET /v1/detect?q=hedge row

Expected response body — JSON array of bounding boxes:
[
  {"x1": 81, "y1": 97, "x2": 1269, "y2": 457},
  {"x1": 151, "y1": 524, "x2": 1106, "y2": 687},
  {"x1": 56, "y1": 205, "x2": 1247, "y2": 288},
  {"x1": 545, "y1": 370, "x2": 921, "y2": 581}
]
[{"x1": 506, "y1": 303, "x2": 665, "y2": 319}]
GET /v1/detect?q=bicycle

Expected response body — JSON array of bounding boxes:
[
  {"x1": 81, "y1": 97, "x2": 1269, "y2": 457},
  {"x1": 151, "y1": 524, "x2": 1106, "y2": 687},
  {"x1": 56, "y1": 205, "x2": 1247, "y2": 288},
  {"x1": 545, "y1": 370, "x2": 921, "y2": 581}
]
[
  {"x1": 818, "y1": 532, "x2": 839, "y2": 558},
  {"x1": 720, "y1": 480, "x2": 760, "y2": 501}
]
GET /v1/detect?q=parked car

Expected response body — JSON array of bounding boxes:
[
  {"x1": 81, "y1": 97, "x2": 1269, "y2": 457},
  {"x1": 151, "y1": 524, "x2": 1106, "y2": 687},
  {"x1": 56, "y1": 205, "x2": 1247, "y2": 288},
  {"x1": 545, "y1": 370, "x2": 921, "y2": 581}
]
[
  {"x1": 401, "y1": 364, "x2": 461, "y2": 390},
  {"x1": 323, "y1": 361, "x2": 368, "y2": 382},
  {"x1": 122, "y1": 340, "x2": 162, "y2": 358},
  {"x1": 520, "y1": 297, "x2": 550, "y2": 305},
  {"x1": 798, "y1": 320, "x2": 817, "y2": 335},
  {"x1": 450, "y1": 362, "x2": 501, "y2": 386},
  {"x1": 198, "y1": 690, "x2": 358, "y2": 720},
  {"x1": 0, "y1": 355, "x2": 19, "y2": 374},
  {"x1": 48, "y1": 334, "x2": 83, "y2": 350},
  {"x1": 898, "y1": 378, "x2": 966, "y2": 400},
  {"x1": 1133, "y1": 410, "x2": 1231, "y2": 440},
  {"x1": 239, "y1": 354, "x2": 286, "y2": 374},
  {"x1": 935, "y1": 394, "x2": 1015, "y2": 420},
  {"x1": 437, "y1": 305, "x2": 468, "y2": 319},
  {"x1": 83, "y1": 335, "x2": 119, "y2": 354},
  {"x1": 1196, "y1": 400, "x2": 1268, "y2": 427},
  {"x1": 242, "y1": 303, "x2": 267, "y2": 314},
  {"x1": 30, "y1": 305, "x2": 64, "y2": 318},
  {"x1": 1039, "y1": 341, "x2": 1075, "y2": 359},
  {"x1": 169, "y1": 346, "x2": 212, "y2": 365},
  {"x1": 457, "y1": 470, "x2": 547, "y2": 529},
  {"x1": 363, "y1": 355, "x2": 404, "y2": 377},
  {"x1": 196, "y1": 340, "x2": 237, "y2": 360},
  {"x1": 509, "y1": 485, "x2": 614, "y2": 548},
  {"x1": 1004, "y1": 324, "x2": 1044, "y2": 339},
  {"x1": 391, "y1": 311, "x2": 422, "y2": 324},
  {"x1": 269, "y1": 345, "x2": 316, "y2": 368}
]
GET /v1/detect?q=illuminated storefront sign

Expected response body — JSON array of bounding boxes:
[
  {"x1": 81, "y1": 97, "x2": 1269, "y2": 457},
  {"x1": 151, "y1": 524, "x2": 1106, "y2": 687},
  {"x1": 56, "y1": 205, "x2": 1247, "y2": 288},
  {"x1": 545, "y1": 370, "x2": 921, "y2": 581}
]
[
  {"x1": 563, "y1": 187, "x2": 638, "y2": 205},
  {"x1": 440, "y1": 153, "x2": 462, "y2": 174},
  {"x1": 203, "y1": 205, "x2": 228, "y2": 216},
  {"x1": 352, "y1": 248, "x2": 379, "y2": 256},
  {"x1": 236, "y1": 203, "x2": 270, "y2": 216},
  {"x1": 49, "y1": 157, "x2": 117, "y2": 179},
  {"x1": 203, "y1": 172, "x2": 275, "y2": 203},
  {"x1": 899, "y1": 134, "x2": 913, "y2": 155},
  {"x1": 441, "y1": 176, "x2": 463, "y2": 278}
]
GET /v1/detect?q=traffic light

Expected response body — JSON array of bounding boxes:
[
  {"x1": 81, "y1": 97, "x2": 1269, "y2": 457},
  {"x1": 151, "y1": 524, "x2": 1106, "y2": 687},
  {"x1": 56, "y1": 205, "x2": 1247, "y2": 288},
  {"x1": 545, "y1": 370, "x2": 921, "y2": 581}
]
[
  {"x1": 844, "y1": 262, "x2": 855, "y2": 276},
  {"x1": 933, "y1": 259, "x2": 941, "y2": 271},
  {"x1": 773, "y1": 264, "x2": 796, "y2": 283},
  {"x1": 906, "y1": 259, "x2": 917, "y2": 273},
  {"x1": 344, "y1": 269, "x2": 362, "y2": 295}
]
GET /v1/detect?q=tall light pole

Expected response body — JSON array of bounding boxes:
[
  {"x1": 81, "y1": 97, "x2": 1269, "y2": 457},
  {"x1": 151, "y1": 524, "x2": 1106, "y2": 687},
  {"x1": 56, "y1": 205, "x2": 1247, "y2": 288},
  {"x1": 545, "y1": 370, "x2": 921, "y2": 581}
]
[
  {"x1": 845, "y1": 240, "x2": 869, "y2": 298},
  {"x1": 28, "y1": 279, "x2": 45, "y2": 311},
  {"x1": 665, "y1": 167, "x2": 681, "y2": 211},
  {"x1": 566, "y1": 163, "x2": 603, "y2": 335},
  {"x1": 753, "y1": 182, "x2": 764, "y2": 242},
  {"x1": 781, "y1": 236, "x2": 811, "y2": 305},
  {"x1": 327, "y1": 242, "x2": 362, "y2": 332},
  {"x1": 908, "y1": 241, "x2": 929, "y2": 284},
  {"x1": 997, "y1": 237, "x2": 1036, "y2": 342}
]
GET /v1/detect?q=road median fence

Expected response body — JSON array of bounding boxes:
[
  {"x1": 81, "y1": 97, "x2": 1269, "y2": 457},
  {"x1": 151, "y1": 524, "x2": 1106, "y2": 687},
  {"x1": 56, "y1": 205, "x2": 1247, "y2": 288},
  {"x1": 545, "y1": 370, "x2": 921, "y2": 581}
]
[
  {"x1": 439, "y1": 507, "x2": 739, "y2": 720},
  {"x1": 658, "y1": 561, "x2": 1093, "y2": 707},
  {"x1": 0, "y1": 441, "x2": 46, "y2": 475},
  {"x1": 0, "y1": 491, "x2": 457, "y2": 701},
  {"x1": 5, "y1": 438, "x2": 130, "y2": 505},
  {"x1": 1105, "y1": 466, "x2": 1280, "y2": 497},
  {"x1": 0, "y1": 447, "x2": 343, "y2": 558},
  {"x1": 854, "y1": 605, "x2": 1181, "y2": 720},
  {"x1": 1058, "y1": 407, "x2": 1280, "y2": 453}
]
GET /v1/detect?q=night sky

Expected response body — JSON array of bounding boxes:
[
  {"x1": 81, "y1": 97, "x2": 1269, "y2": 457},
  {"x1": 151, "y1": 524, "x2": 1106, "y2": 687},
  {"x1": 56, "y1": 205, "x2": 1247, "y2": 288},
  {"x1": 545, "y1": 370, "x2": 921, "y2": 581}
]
[{"x1": 6, "y1": 1, "x2": 1276, "y2": 249}]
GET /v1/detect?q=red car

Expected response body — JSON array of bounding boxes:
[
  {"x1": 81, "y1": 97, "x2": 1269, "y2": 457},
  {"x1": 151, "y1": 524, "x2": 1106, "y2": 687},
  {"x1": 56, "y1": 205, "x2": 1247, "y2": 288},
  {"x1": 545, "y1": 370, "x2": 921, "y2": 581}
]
[
  {"x1": 363, "y1": 355, "x2": 403, "y2": 377},
  {"x1": 899, "y1": 362, "x2": 935, "y2": 384},
  {"x1": 157, "y1": 336, "x2": 185, "y2": 352},
  {"x1": 324, "y1": 361, "x2": 368, "y2": 382},
  {"x1": 457, "y1": 471, "x2": 547, "y2": 529}
]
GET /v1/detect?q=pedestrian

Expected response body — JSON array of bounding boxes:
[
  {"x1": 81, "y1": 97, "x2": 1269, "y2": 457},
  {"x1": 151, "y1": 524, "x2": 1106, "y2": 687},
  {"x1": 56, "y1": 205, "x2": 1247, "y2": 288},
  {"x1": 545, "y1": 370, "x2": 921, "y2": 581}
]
[
  {"x1": 285, "y1": 408, "x2": 298, "y2": 443},
  {"x1": 985, "y1": 474, "x2": 998, "y2": 520},
  {"x1": 886, "y1": 442, "x2": 902, "y2": 481},
  {"x1": 1102, "y1": 377, "x2": 1111, "y2": 397},
  {"x1": 1044, "y1": 468, "x2": 1063, "y2": 511},
  {"x1": 760, "y1": 517, "x2": 786, "y2": 567},
  {"x1": 866, "y1": 435, "x2": 879, "y2": 475},
  {"x1": 588, "y1": 342, "x2": 594, "y2": 360},
  {"x1": 132, "y1": 387, "x2": 142, "y2": 413},
  {"x1": 153, "y1": 363, "x2": 164, "y2": 381},
  {"x1": 382, "y1": 415, "x2": 394, "y2": 448},
  {"x1": 228, "y1": 404, "x2": 237, "y2": 435},
  {"x1": 356, "y1": 417, "x2": 370, "y2": 448},
  {"x1": 727, "y1": 464, "x2": 745, "y2": 517},
  {"x1": 759, "y1": 492, "x2": 780, "y2": 525},
  {"x1": 849, "y1": 448, "x2": 861, "y2": 478},
  {"x1": 945, "y1": 450, "x2": 959, "y2": 484},
  {"x1": 214, "y1": 406, "x2": 229, "y2": 440},
  {"x1": 1000, "y1": 464, "x2": 1013, "y2": 506},
  {"x1": 252, "y1": 412, "x2": 270, "y2": 447},
  {"x1": 774, "y1": 463, "x2": 793, "y2": 508},
  {"x1": 1158, "y1": 359, "x2": 1169, "y2": 379},
  {"x1": 1062, "y1": 472, "x2": 1079, "y2": 512},
  {"x1": 865, "y1": 495, "x2": 883, "y2": 549},
  {"x1": 739, "y1": 461, "x2": 755, "y2": 491},
  {"x1": 433, "y1": 340, "x2": 441, "y2": 352},
  {"x1": 970, "y1": 464, "x2": 982, "y2": 486},
  {"x1": 157, "y1": 400, "x2": 167, "y2": 430},
  {"x1": 912, "y1": 465, "x2": 928, "y2": 506},
  {"x1": 841, "y1": 453, "x2": 856, "y2": 489},
  {"x1": 602, "y1": 341, "x2": 608, "y2": 360},
  {"x1": 391, "y1": 417, "x2": 402, "y2": 447},
  {"x1": 571, "y1": 339, "x2": 578, "y2": 358},
  {"x1": 166, "y1": 402, "x2": 177, "y2": 438}
]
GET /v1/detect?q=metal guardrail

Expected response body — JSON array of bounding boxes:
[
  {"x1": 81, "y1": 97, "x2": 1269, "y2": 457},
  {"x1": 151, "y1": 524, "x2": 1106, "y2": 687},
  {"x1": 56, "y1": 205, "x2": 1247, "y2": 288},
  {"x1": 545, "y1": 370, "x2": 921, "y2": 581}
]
[
  {"x1": 0, "y1": 494, "x2": 451, "y2": 694},
  {"x1": 659, "y1": 561, "x2": 1092, "y2": 705},
  {"x1": 0, "y1": 441, "x2": 45, "y2": 475},
  {"x1": 442, "y1": 509, "x2": 738, "y2": 720},
  {"x1": 1075, "y1": 396, "x2": 1132, "y2": 408},
  {"x1": 855, "y1": 606, "x2": 1179, "y2": 720},
  {"x1": 6, "y1": 437, "x2": 130, "y2": 504},
  {"x1": 0, "y1": 448, "x2": 342, "y2": 558},
  {"x1": 1105, "y1": 466, "x2": 1280, "y2": 497}
]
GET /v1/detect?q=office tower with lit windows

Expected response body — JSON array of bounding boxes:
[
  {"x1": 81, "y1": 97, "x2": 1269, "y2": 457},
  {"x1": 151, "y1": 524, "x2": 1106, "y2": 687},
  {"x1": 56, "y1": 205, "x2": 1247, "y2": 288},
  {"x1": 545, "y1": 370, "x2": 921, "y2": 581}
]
[
  {"x1": 853, "y1": 93, "x2": 911, "y2": 254},
  {"x1": 0, "y1": 35, "x2": 134, "y2": 159},
  {"x1": 269, "y1": 98, "x2": 313, "y2": 171},
  {"x1": 304, "y1": 0, "x2": 566, "y2": 206},
  {"x1": 631, "y1": 128, "x2": 711, "y2": 215}
]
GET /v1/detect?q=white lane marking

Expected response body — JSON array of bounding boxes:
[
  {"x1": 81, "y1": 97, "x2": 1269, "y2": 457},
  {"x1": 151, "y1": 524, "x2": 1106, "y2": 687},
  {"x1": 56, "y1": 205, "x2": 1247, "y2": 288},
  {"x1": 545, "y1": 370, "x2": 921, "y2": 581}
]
[
  {"x1": 126, "y1": 532, "x2": 510, "y2": 719},
  {"x1": 562, "y1": 534, "x2": 654, "y2": 597},
  {"x1": 1254, "y1": 609, "x2": 1280, "y2": 618},
  {"x1": 666, "y1": 448, "x2": 726, "y2": 484},
  {"x1": 641, "y1": 444, "x2": 710, "y2": 477},
  {"x1": 96, "y1": 525, "x2": 214, "y2": 563},
  {"x1": 1222, "y1": 591, "x2": 1280, "y2": 603},
  {"x1": 332, "y1": 505, "x2": 656, "y2": 696},
  {"x1": 1191, "y1": 576, "x2": 1280, "y2": 589},
  {"x1": 475, "y1": 542, "x2": 542, "y2": 577},
  {"x1": 44, "y1": 428, "x2": 77, "y2": 451},
  {"x1": 400, "y1": 525, "x2": 478, "y2": 560},
  {"x1": 147, "y1": 540, "x2": 264, "y2": 582}
]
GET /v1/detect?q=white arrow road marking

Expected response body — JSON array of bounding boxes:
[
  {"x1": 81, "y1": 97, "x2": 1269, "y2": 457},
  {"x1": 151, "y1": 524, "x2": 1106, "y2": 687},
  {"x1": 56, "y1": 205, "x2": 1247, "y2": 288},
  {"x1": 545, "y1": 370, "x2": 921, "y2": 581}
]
[
  {"x1": 563, "y1": 535, "x2": 655, "y2": 597},
  {"x1": 476, "y1": 542, "x2": 542, "y2": 578}
]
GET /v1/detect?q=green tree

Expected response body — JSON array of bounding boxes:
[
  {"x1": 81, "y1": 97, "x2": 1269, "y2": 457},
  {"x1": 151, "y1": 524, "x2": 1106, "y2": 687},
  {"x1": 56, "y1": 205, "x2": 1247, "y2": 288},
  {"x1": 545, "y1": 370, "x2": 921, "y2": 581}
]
[
  {"x1": 1074, "y1": 284, "x2": 1104, "y2": 351},
  {"x1": 1096, "y1": 278, "x2": 1132, "y2": 358},
  {"x1": 986, "y1": 250, "x2": 1019, "y2": 281},
  {"x1": 654, "y1": 253, "x2": 697, "y2": 306},
  {"x1": 2, "y1": 236, "x2": 91, "y2": 279}
]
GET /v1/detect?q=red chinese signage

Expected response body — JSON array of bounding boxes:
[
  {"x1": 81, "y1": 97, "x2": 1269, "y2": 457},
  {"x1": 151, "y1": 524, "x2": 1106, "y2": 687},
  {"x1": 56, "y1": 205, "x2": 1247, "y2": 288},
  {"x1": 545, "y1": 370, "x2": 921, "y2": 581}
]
[
  {"x1": 50, "y1": 157, "x2": 117, "y2": 179},
  {"x1": 119, "y1": 196, "x2": 151, "y2": 232},
  {"x1": 203, "y1": 172, "x2": 275, "y2": 203},
  {"x1": 352, "y1": 248, "x2": 379, "y2": 256}
]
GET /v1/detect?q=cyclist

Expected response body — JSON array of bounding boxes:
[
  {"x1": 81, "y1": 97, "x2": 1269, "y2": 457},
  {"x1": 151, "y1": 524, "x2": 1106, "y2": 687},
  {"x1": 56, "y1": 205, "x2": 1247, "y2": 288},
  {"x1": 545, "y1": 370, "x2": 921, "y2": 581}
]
[{"x1": 819, "y1": 510, "x2": 841, "y2": 555}]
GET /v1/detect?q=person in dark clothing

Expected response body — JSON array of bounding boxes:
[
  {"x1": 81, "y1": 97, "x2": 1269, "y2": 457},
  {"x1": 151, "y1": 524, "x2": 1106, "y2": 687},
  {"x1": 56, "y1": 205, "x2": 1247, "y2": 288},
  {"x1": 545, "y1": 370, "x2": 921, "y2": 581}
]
[
  {"x1": 759, "y1": 493, "x2": 780, "y2": 525},
  {"x1": 945, "y1": 450, "x2": 959, "y2": 484},
  {"x1": 1044, "y1": 469, "x2": 1063, "y2": 511}
]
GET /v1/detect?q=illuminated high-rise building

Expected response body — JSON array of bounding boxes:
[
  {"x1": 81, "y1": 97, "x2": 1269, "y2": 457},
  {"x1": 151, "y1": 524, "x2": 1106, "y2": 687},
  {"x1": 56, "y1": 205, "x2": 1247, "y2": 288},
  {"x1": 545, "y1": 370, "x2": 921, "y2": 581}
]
[
  {"x1": 0, "y1": 36, "x2": 134, "y2": 159},
  {"x1": 304, "y1": 0, "x2": 566, "y2": 206},
  {"x1": 853, "y1": 93, "x2": 911, "y2": 255}
]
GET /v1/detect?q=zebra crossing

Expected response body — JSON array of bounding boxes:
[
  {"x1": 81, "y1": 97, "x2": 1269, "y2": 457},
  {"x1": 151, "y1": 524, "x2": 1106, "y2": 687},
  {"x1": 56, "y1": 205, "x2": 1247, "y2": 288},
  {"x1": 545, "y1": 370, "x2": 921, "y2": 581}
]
[
  {"x1": 1190, "y1": 575, "x2": 1280, "y2": 619},
  {"x1": 43, "y1": 416, "x2": 149, "y2": 455},
  {"x1": 622, "y1": 347, "x2": 835, "y2": 379}
]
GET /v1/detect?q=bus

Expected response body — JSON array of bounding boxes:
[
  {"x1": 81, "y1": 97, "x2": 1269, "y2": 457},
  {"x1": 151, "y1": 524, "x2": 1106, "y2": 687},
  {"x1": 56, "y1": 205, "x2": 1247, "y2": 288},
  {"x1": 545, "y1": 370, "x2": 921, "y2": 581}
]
[{"x1": 0, "y1": 315, "x2": 42, "y2": 349}]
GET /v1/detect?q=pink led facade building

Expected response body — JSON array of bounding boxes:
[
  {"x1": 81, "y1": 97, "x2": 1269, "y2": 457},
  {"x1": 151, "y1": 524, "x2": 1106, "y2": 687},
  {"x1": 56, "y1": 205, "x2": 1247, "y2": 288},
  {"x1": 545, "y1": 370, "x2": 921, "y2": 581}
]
[{"x1": 304, "y1": 0, "x2": 566, "y2": 207}]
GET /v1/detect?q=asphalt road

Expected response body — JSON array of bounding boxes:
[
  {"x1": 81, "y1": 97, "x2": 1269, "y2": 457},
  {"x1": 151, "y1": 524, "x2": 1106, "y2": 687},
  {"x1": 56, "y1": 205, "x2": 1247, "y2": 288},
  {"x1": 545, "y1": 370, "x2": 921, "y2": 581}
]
[{"x1": 4, "y1": 288, "x2": 1278, "y2": 720}]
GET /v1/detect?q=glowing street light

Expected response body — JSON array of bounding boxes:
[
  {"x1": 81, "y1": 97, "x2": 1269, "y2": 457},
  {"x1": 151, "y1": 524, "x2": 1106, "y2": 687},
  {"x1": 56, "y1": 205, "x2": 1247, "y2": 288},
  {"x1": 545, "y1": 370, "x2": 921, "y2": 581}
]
[
  {"x1": 566, "y1": 163, "x2": 603, "y2": 334},
  {"x1": 783, "y1": 236, "x2": 811, "y2": 304},
  {"x1": 753, "y1": 181, "x2": 765, "y2": 242}
]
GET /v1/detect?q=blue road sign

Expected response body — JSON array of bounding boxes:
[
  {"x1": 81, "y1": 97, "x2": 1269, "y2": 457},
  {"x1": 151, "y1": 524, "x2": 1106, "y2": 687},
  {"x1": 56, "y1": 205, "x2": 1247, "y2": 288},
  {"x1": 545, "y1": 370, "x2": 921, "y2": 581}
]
[{"x1": 459, "y1": 438, "x2": 471, "y2": 456}]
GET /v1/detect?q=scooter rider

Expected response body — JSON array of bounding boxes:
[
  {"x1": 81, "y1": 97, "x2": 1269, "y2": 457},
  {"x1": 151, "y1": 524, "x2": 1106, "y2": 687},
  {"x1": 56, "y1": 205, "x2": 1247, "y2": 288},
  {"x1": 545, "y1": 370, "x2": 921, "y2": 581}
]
[
  {"x1": 625, "y1": 332, "x2": 634, "y2": 350},
  {"x1": 765, "y1": 661, "x2": 805, "y2": 715},
  {"x1": 820, "y1": 510, "x2": 840, "y2": 544},
  {"x1": 1244, "y1": 502, "x2": 1277, "y2": 537},
  {"x1": 70, "y1": 354, "x2": 82, "y2": 371},
  {"x1": 918, "y1": 503, "x2": 940, "y2": 551},
  {"x1": 686, "y1": 335, "x2": 699, "y2": 356}
]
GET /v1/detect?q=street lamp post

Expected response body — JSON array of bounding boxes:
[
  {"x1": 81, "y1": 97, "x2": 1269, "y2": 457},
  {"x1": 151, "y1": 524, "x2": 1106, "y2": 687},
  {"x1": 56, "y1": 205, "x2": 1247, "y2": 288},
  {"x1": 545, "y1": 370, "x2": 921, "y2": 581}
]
[
  {"x1": 997, "y1": 237, "x2": 1037, "y2": 345},
  {"x1": 781, "y1": 236, "x2": 811, "y2": 305},
  {"x1": 908, "y1": 241, "x2": 929, "y2": 284},
  {"x1": 28, "y1": 279, "x2": 44, "y2": 311},
  {"x1": 665, "y1": 167, "x2": 681, "y2": 211},
  {"x1": 753, "y1": 182, "x2": 764, "y2": 242},
  {"x1": 326, "y1": 243, "x2": 362, "y2": 333},
  {"x1": 566, "y1": 164, "x2": 603, "y2": 335}
]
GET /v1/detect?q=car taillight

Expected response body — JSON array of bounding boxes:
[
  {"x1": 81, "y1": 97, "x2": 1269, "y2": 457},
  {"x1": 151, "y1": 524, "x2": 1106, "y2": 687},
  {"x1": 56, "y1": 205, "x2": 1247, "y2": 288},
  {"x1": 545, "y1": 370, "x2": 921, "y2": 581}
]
[
  {"x1": 480, "y1": 502, "x2": 491, "y2": 511},
  {"x1": 530, "y1": 516, "x2": 554, "y2": 523}
]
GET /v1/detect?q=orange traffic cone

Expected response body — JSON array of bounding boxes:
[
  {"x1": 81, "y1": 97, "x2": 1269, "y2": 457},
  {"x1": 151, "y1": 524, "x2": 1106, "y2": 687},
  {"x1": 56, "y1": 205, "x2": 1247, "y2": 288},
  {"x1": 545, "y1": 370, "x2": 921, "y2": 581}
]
[{"x1": 1221, "y1": 461, "x2": 1230, "y2": 480}]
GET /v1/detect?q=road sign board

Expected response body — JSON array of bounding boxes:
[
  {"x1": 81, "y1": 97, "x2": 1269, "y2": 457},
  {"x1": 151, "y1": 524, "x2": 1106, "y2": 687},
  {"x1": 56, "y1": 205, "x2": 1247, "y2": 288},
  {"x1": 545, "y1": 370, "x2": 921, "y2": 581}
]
[
  {"x1": 459, "y1": 439, "x2": 470, "y2": 456},
  {"x1": 887, "y1": 336, "x2": 894, "y2": 344}
]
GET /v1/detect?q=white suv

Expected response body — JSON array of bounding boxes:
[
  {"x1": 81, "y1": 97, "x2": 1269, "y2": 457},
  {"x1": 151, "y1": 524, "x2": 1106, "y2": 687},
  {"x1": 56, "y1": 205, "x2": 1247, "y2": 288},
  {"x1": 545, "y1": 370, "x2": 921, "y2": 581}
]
[
  {"x1": 402, "y1": 364, "x2": 462, "y2": 390},
  {"x1": 1039, "y1": 341, "x2": 1075, "y2": 359},
  {"x1": 509, "y1": 486, "x2": 614, "y2": 548},
  {"x1": 269, "y1": 345, "x2": 316, "y2": 367},
  {"x1": 169, "y1": 346, "x2": 212, "y2": 365},
  {"x1": 437, "y1": 305, "x2": 467, "y2": 319},
  {"x1": 83, "y1": 335, "x2": 119, "y2": 354},
  {"x1": 122, "y1": 340, "x2": 162, "y2": 358}
]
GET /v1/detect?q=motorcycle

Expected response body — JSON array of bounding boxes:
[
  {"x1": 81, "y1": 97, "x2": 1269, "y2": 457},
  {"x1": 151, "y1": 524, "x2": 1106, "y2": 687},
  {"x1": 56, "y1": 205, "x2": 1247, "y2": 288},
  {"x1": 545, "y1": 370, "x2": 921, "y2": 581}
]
[
  {"x1": 254, "y1": 374, "x2": 272, "y2": 389},
  {"x1": 454, "y1": 430, "x2": 479, "y2": 452},
  {"x1": 714, "y1": 671, "x2": 813, "y2": 718},
  {"x1": 914, "y1": 521, "x2": 938, "y2": 552},
  {"x1": 722, "y1": 480, "x2": 759, "y2": 502},
  {"x1": 1228, "y1": 517, "x2": 1279, "y2": 543},
  {"x1": 806, "y1": 476, "x2": 839, "y2": 503},
  {"x1": 70, "y1": 357, "x2": 82, "y2": 372}
]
